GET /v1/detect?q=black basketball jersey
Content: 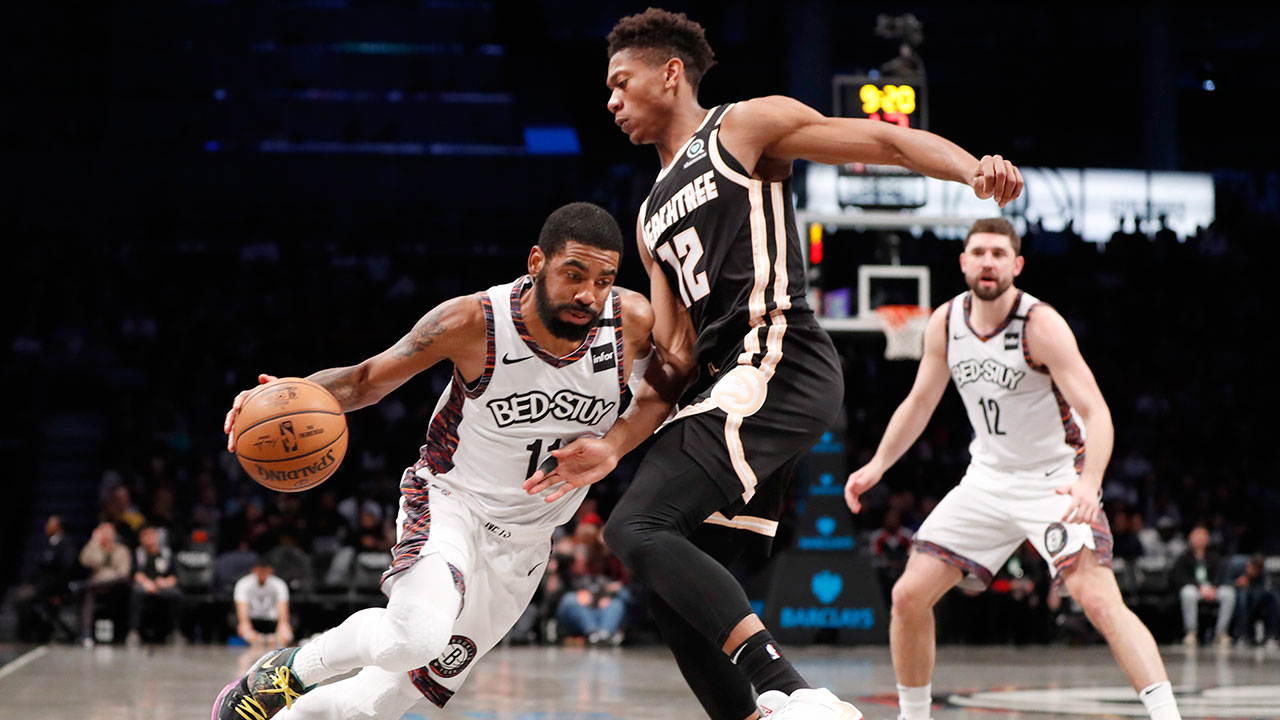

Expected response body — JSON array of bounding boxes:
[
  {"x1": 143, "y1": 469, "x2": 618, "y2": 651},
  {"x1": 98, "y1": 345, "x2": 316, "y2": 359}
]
[{"x1": 640, "y1": 103, "x2": 814, "y2": 393}]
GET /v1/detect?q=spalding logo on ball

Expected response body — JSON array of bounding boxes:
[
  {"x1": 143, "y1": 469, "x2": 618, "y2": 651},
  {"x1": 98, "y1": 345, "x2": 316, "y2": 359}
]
[{"x1": 233, "y1": 377, "x2": 348, "y2": 492}]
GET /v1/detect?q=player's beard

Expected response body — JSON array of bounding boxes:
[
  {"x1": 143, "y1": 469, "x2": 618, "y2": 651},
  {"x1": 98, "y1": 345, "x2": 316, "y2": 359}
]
[
  {"x1": 534, "y1": 271, "x2": 600, "y2": 342},
  {"x1": 969, "y1": 273, "x2": 1012, "y2": 301}
]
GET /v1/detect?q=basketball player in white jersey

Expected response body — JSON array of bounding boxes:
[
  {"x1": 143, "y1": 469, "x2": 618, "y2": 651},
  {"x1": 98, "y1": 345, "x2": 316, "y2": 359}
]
[
  {"x1": 212, "y1": 202, "x2": 655, "y2": 720},
  {"x1": 844, "y1": 218, "x2": 1181, "y2": 720}
]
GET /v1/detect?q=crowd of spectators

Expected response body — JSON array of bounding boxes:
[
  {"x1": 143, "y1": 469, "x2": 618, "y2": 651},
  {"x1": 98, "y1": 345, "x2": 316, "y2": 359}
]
[{"x1": 6, "y1": 187, "x2": 1280, "y2": 648}]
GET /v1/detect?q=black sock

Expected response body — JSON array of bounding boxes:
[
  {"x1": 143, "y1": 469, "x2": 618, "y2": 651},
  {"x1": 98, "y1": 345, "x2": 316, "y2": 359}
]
[{"x1": 729, "y1": 629, "x2": 808, "y2": 695}]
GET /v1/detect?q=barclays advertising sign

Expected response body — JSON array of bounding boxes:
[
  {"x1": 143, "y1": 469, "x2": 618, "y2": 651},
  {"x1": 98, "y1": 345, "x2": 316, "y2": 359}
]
[
  {"x1": 778, "y1": 570, "x2": 875, "y2": 629},
  {"x1": 765, "y1": 553, "x2": 888, "y2": 644}
]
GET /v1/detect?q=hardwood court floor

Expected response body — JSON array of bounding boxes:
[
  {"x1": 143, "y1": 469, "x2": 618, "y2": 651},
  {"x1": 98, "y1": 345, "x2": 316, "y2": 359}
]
[{"x1": 1, "y1": 642, "x2": 1277, "y2": 719}]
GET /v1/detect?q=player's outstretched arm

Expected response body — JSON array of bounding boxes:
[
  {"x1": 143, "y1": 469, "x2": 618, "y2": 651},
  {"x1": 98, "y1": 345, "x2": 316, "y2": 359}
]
[
  {"x1": 845, "y1": 305, "x2": 951, "y2": 513},
  {"x1": 224, "y1": 295, "x2": 485, "y2": 450},
  {"x1": 1026, "y1": 305, "x2": 1113, "y2": 524},
  {"x1": 721, "y1": 96, "x2": 1023, "y2": 207},
  {"x1": 307, "y1": 294, "x2": 486, "y2": 412}
]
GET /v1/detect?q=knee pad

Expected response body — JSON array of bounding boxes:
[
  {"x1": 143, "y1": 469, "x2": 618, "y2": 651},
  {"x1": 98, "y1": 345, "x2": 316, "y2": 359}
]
[
  {"x1": 345, "y1": 667, "x2": 421, "y2": 720},
  {"x1": 365, "y1": 600, "x2": 453, "y2": 673}
]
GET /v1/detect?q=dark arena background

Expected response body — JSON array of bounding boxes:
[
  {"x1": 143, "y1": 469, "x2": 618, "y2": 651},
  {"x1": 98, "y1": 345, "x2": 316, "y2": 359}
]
[{"x1": 3, "y1": 2, "x2": 1279, "y2": 718}]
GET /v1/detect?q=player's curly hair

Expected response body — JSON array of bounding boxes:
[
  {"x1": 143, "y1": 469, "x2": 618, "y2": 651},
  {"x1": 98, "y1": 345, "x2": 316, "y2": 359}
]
[{"x1": 607, "y1": 8, "x2": 716, "y2": 93}]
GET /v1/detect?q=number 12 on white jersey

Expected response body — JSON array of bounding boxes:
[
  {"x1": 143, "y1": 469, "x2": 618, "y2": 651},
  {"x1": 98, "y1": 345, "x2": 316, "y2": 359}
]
[{"x1": 655, "y1": 228, "x2": 710, "y2": 306}]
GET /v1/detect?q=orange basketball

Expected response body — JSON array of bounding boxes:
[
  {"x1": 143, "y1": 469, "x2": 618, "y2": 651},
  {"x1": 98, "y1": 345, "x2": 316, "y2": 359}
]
[{"x1": 233, "y1": 377, "x2": 348, "y2": 492}]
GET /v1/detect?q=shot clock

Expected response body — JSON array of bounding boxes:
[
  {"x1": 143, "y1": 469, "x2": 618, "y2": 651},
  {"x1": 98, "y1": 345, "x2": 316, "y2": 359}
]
[{"x1": 832, "y1": 73, "x2": 929, "y2": 209}]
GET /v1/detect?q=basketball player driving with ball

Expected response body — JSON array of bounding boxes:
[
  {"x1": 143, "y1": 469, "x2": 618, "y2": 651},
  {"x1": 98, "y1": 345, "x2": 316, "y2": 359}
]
[
  {"x1": 844, "y1": 218, "x2": 1183, "y2": 720},
  {"x1": 522, "y1": 8, "x2": 1022, "y2": 720},
  {"x1": 213, "y1": 202, "x2": 656, "y2": 720}
]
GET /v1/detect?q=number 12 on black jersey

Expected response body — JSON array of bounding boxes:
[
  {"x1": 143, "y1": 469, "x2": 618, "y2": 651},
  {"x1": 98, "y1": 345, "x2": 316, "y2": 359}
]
[{"x1": 655, "y1": 228, "x2": 710, "y2": 306}]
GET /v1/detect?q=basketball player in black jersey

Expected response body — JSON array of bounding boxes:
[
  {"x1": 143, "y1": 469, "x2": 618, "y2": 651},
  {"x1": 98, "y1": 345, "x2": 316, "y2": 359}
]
[{"x1": 524, "y1": 9, "x2": 1022, "y2": 719}]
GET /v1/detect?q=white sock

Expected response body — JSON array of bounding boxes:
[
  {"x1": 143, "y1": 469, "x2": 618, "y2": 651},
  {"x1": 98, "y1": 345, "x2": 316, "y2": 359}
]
[
  {"x1": 291, "y1": 630, "x2": 342, "y2": 687},
  {"x1": 1139, "y1": 681, "x2": 1180, "y2": 720},
  {"x1": 897, "y1": 683, "x2": 932, "y2": 720}
]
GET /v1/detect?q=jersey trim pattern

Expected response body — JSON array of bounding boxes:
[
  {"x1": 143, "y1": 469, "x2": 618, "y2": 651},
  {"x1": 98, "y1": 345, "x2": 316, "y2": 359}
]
[
  {"x1": 423, "y1": 383, "x2": 466, "y2": 475},
  {"x1": 611, "y1": 291, "x2": 626, "y2": 395},
  {"x1": 407, "y1": 666, "x2": 455, "y2": 708},
  {"x1": 963, "y1": 290, "x2": 1025, "y2": 341},
  {"x1": 915, "y1": 539, "x2": 995, "y2": 588},
  {"x1": 703, "y1": 511, "x2": 778, "y2": 537},
  {"x1": 383, "y1": 480, "x2": 432, "y2": 585},
  {"x1": 1020, "y1": 302, "x2": 1051, "y2": 374},
  {"x1": 459, "y1": 293, "x2": 497, "y2": 399},
  {"x1": 508, "y1": 276, "x2": 601, "y2": 368},
  {"x1": 1052, "y1": 381, "x2": 1086, "y2": 472},
  {"x1": 653, "y1": 106, "x2": 719, "y2": 184}
]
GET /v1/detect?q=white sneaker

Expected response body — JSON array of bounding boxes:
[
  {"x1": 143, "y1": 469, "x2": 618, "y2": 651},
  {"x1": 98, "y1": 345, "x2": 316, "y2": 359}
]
[
  {"x1": 756, "y1": 689, "x2": 789, "y2": 717},
  {"x1": 771, "y1": 687, "x2": 863, "y2": 720}
]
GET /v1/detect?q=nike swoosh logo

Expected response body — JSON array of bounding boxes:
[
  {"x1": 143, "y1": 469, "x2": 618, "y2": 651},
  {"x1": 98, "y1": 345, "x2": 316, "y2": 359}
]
[
  {"x1": 260, "y1": 652, "x2": 279, "y2": 670},
  {"x1": 527, "y1": 561, "x2": 545, "y2": 576},
  {"x1": 952, "y1": 333, "x2": 966, "y2": 340},
  {"x1": 502, "y1": 353, "x2": 533, "y2": 365},
  {"x1": 1044, "y1": 463, "x2": 1068, "y2": 476}
]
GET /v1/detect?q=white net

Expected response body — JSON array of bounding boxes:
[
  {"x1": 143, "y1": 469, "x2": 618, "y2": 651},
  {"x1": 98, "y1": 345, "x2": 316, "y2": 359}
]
[{"x1": 877, "y1": 305, "x2": 930, "y2": 360}]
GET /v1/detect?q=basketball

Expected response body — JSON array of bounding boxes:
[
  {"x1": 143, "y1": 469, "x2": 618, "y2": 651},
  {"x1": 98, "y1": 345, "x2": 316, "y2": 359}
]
[{"x1": 233, "y1": 377, "x2": 348, "y2": 492}]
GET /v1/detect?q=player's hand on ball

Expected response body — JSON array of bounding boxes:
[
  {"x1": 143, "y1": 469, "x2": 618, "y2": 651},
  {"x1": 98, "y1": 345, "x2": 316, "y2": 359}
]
[
  {"x1": 844, "y1": 463, "x2": 884, "y2": 514},
  {"x1": 969, "y1": 154, "x2": 1023, "y2": 208},
  {"x1": 1055, "y1": 479, "x2": 1101, "y2": 525},
  {"x1": 224, "y1": 374, "x2": 279, "y2": 451},
  {"x1": 522, "y1": 437, "x2": 619, "y2": 503}
]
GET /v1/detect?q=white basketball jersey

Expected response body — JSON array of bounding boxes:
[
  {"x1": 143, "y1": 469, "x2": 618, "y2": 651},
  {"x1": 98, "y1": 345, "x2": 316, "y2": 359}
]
[
  {"x1": 414, "y1": 276, "x2": 627, "y2": 530},
  {"x1": 945, "y1": 290, "x2": 1084, "y2": 475}
]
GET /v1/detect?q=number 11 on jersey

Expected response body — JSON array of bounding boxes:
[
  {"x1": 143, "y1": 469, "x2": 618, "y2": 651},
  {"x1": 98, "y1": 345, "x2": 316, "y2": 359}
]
[
  {"x1": 525, "y1": 438, "x2": 562, "y2": 480},
  {"x1": 655, "y1": 227, "x2": 710, "y2": 306}
]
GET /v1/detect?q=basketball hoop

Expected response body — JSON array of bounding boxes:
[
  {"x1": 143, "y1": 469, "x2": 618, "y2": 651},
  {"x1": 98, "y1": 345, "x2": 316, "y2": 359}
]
[{"x1": 876, "y1": 305, "x2": 930, "y2": 360}]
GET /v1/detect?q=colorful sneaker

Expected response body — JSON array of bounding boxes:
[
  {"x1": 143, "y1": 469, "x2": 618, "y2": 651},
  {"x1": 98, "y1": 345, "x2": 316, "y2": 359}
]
[
  {"x1": 211, "y1": 647, "x2": 306, "y2": 720},
  {"x1": 756, "y1": 689, "x2": 790, "y2": 716},
  {"x1": 771, "y1": 687, "x2": 863, "y2": 720}
]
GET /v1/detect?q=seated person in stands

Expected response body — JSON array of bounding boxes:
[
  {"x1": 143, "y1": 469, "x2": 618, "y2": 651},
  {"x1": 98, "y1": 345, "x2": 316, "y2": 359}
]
[
  {"x1": 13, "y1": 515, "x2": 78, "y2": 642},
  {"x1": 127, "y1": 525, "x2": 183, "y2": 645},
  {"x1": 554, "y1": 513, "x2": 630, "y2": 645},
  {"x1": 77, "y1": 521, "x2": 132, "y2": 646},
  {"x1": 1172, "y1": 524, "x2": 1234, "y2": 648},
  {"x1": 233, "y1": 558, "x2": 293, "y2": 647},
  {"x1": 1232, "y1": 553, "x2": 1279, "y2": 649}
]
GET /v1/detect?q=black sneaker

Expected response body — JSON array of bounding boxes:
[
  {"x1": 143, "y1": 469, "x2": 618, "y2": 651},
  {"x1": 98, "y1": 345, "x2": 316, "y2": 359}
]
[{"x1": 211, "y1": 647, "x2": 306, "y2": 720}]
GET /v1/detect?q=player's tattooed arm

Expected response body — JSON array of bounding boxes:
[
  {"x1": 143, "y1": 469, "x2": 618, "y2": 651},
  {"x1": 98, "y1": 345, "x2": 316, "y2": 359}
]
[
  {"x1": 391, "y1": 305, "x2": 449, "y2": 358},
  {"x1": 307, "y1": 295, "x2": 485, "y2": 413}
]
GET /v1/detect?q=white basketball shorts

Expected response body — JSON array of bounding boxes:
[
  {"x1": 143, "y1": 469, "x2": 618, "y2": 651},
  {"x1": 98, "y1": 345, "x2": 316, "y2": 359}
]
[
  {"x1": 912, "y1": 463, "x2": 1113, "y2": 591},
  {"x1": 385, "y1": 483, "x2": 551, "y2": 707}
]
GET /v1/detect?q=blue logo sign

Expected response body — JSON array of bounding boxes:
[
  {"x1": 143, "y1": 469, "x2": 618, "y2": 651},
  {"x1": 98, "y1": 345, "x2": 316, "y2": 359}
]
[
  {"x1": 811, "y1": 570, "x2": 843, "y2": 604},
  {"x1": 811, "y1": 432, "x2": 844, "y2": 454},
  {"x1": 809, "y1": 473, "x2": 842, "y2": 497},
  {"x1": 816, "y1": 516, "x2": 836, "y2": 536},
  {"x1": 796, "y1": 515, "x2": 854, "y2": 550}
]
